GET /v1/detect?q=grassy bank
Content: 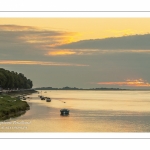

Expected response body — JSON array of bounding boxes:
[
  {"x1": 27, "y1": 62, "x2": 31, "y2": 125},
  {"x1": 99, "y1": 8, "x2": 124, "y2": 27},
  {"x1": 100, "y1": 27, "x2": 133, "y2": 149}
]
[{"x1": 0, "y1": 90, "x2": 37, "y2": 120}]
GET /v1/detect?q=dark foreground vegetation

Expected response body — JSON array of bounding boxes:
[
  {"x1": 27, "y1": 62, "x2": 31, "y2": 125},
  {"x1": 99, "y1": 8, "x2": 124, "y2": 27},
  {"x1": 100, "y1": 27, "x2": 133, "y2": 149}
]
[
  {"x1": 0, "y1": 68, "x2": 33, "y2": 90},
  {"x1": 0, "y1": 94, "x2": 30, "y2": 120},
  {"x1": 0, "y1": 68, "x2": 36, "y2": 120}
]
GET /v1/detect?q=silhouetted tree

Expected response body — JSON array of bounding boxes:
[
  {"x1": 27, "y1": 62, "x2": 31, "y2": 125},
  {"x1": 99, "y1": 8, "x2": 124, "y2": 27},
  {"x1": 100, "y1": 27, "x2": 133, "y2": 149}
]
[{"x1": 0, "y1": 68, "x2": 33, "y2": 89}]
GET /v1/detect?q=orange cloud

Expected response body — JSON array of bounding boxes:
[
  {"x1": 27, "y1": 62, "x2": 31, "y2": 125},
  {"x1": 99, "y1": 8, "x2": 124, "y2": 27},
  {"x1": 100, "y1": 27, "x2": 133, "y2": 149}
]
[
  {"x1": 20, "y1": 33, "x2": 78, "y2": 46},
  {"x1": 97, "y1": 79, "x2": 150, "y2": 87},
  {"x1": 46, "y1": 49, "x2": 100, "y2": 56},
  {"x1": 48, "y1": 50, "x2": 76, "y2": 56},
  {"x1": 0, "y1": 60, "x2": 89, "y2": 67}
]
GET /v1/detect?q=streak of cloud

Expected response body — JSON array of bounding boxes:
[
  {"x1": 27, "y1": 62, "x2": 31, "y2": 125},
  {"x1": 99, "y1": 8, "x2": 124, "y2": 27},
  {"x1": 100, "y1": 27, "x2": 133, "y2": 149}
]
[
  {"x1": 97, "y1": 79, "x2": 150, "y2": 87},
  {"x1": 46, "y1": 49, "x2": 100, "y2": 56},
  {"x1": 0, "y1": 25, "x2": 78, "y2": 50},
  {"x1": 0, "y1": 25, "x2": 37, "y2": 31},
  {"x1": 0, "y1": 60, "x2": 89, "y2": 67}
]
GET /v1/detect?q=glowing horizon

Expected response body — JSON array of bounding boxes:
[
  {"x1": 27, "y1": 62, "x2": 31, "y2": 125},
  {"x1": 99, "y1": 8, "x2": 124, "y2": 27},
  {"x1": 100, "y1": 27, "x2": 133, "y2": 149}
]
[{"x1": 97, "y1": 79, "x2": 150, "y2": 87}]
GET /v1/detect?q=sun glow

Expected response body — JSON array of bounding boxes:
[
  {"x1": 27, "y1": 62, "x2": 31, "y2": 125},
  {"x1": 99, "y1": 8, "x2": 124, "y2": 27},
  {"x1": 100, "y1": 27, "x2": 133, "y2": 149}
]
[
  {"x1": 48, "y1": 50, "x2": 76, "y2": 56},
  {"x1": 97, "y1": 79, "x2": 150, "y2": 87}
]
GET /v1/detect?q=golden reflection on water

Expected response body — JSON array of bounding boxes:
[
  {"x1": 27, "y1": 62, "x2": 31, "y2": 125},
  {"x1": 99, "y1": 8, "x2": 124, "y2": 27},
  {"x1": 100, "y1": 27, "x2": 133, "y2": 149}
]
[
  {"x1": 0, "y1": 90, "x2": 150, "y2": 132},
  {"x1": 37, "y1": 90, "x2": 150, "y2": 112}
]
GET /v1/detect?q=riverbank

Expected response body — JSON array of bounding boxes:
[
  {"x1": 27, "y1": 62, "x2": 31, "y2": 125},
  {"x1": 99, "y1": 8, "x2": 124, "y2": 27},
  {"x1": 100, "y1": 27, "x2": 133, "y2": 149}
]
[
  {"x1": 0, "y1": 89, "x2": 37, "y2": 95},
  {"x1": 0, "y1": 89, "x2": 37, "y2": 120}
]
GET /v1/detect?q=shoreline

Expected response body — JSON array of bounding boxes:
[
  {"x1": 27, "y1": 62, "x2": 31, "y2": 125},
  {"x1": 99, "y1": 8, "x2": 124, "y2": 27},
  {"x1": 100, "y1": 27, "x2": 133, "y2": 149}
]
[
  {"x1": 34, "y1": 89, "x2": 150, "y2": 91},
  {"x1": 0, "y1": 89, "x2": 37, "y2": 95},
  {"x1": 0, "y1": 89, "x2": 37, "y2": 121}
]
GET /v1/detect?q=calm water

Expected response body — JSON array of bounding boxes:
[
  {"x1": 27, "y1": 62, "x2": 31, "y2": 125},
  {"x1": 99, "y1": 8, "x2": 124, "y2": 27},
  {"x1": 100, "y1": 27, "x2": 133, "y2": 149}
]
[{"x1": 0, "y1": 90, "x2": 150, "y2": 132}]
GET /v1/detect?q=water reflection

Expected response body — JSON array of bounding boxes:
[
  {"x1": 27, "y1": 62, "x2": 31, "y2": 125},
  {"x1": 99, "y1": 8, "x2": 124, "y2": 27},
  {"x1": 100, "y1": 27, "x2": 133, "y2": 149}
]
[{"x1": 1, "y1": 90, "x2": 150, "y2": 132}]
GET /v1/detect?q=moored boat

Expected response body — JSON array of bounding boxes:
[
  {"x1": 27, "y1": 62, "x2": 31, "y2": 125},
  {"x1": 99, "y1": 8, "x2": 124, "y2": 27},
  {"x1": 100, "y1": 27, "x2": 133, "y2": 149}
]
[
  {"x1": 46, "y1": 97, "x2": 51, "y2": 102},
  {"x1": 60, "y1": 109, "x2": 69, "y2": 115},
  {"x1": 41, "y1": 97, "x2": 45, "y2": 100},
  {"x1": 23, "y1": 97, "x2": 26, "y2": 100}
]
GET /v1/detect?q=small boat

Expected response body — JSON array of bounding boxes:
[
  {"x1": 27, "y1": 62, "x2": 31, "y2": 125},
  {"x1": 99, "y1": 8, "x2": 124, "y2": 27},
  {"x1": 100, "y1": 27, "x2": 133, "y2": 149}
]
[
  {"x1": 41, "y1": 97, "x2": 45, "y2": 100},
  {"x1": 60, "y1": 109, "x2": 69, "y2": 115},
  {"x1": 46, "y1": 97, "x2": 51, "y2": 102},
  {"x1": 39, "y1": 96, "x2": 45, "y2": 100}
]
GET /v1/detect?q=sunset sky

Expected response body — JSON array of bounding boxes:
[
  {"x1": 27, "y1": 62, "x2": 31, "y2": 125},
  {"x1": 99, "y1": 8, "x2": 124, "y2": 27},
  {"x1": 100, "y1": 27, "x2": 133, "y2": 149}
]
[{"x1": 1, "y1": 18, "x2": 150, "y2": 89}]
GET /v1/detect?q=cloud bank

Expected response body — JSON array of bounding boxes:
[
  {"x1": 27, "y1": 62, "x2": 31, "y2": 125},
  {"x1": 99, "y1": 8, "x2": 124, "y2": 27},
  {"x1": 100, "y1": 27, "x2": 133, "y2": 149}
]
[{"x1": 57, "y1": 34, "x2": 150, "y2": 50}]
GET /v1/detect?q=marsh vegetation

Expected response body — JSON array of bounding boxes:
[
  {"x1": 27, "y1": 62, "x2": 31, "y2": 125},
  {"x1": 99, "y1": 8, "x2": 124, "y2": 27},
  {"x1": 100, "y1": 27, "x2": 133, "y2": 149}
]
[{"x1": 0, "y1": 94, "x2": 30, "y2": 120}]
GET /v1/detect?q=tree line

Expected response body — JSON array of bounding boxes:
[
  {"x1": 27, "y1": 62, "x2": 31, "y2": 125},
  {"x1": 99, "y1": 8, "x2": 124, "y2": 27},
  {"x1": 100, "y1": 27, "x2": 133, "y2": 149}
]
[{"x1": 0, "y1": 68, "x2": 33, "y2": 89}]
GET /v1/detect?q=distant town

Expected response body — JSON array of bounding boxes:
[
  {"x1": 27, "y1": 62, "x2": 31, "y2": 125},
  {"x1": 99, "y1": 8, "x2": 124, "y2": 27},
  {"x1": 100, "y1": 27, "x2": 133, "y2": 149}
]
[{"x1": 34, "y1": 86, "x2": 127, "y2": 90}]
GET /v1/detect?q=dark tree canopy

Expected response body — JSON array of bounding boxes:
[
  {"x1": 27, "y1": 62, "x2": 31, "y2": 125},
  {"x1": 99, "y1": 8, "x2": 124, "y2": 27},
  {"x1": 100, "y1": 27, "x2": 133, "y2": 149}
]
[{"x1": 0, "y1": 68, "x2": 33, "y2": 89}]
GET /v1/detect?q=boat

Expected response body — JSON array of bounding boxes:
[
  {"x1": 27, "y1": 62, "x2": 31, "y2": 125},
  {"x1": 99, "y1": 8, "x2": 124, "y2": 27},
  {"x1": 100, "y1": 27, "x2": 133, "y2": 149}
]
[
  {"x1": 41, "y1": 97, "x2": 45, "y2": 100},
  {"x1": 39, "y1": 95, "x2": 44, "y2": 99},
  {"x1": 23, "y1": 97, "x2": 26, "y2": 100},
  {"x1": 60, "y1": 109, "x2": 69, "y2": 115},
  {"x1": 46, "y1": 97, "x2": 51, "y2": 102}
]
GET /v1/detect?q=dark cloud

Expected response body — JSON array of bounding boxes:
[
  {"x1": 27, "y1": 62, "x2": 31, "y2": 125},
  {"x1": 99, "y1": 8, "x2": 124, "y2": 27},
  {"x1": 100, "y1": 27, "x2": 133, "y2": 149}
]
[{"x1": 57, "y1": 34, "x2": 150, "y2": 50}]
